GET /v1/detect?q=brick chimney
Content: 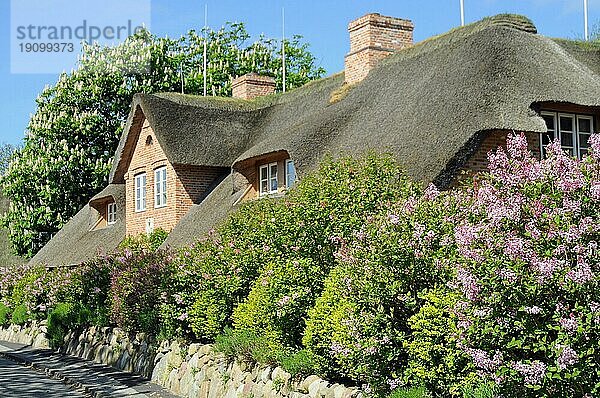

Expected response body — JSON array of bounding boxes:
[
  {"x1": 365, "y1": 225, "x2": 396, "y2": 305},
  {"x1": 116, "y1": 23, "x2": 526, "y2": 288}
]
[
  {"x1": 344, "y1": 13, "x2": 414, "y2": 84},
  {"x1": 232, "y1": 73, "x2": 276, "y2": 100}
]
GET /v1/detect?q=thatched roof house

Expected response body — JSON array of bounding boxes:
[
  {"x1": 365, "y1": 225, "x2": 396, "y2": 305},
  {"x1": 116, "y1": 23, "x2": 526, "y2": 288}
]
[{"x1": 30, "y1": 13, "x2": 600, "y2": 266}]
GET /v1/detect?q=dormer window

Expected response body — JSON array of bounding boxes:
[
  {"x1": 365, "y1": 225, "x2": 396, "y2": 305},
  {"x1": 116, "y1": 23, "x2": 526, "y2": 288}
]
[
  {"x1": 540, "y1": 111, "x2": 594, "y2": 159},
  {"x1": 107, "y1": 203, "x2": 117, "y2": 225},
  {"x1": 259, "y1": 162, "x2": 278, "y2": 196},
  {"x1": 135, "y1": 173, "x2": 147, "y2": 212},
  {"x1": 154, "y1": 166, "x2": 167, "y2": 208}
]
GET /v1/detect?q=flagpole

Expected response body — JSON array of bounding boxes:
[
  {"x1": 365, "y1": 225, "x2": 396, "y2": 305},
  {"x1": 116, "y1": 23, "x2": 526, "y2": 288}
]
[
  {"x1": 282, "y1": 7, "x2": 286, "y2": 93},
  {"x1": 584, "y1": 0, "x2": 589, "y2": 41},
  {"x1": 203, "y1": 4, "x2": 208, "y2": 96},
  {"x1": 460, "y1": 0, "x2": 465, "y2": 26}
]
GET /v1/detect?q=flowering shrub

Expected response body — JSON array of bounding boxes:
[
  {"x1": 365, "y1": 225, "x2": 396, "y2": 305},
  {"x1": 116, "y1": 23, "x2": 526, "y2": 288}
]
[
  {"x1": 168, "y1": 154, "x2": 420, "y2": 342},
  {"x1": 1, "y1": 141, "x2": 598, "y2": 397},
  {"x1": 404, "y1": 289, "x2": 477, "y2": 396},
  {"x1": 161, "y1": 198, "x2": 282, "y2": 340},
  {"x1": 451, "y1": 134, "x2": 600, "y2": 396},
  {"x1": 303, "y1": 186, "x2": 458, "y2": 394},
  {"x1": 233, "y1": 258, "x2": 323, "y2": 348},
  {"x1": 61, "y1": 256, "x2": 115, "y2": 327},
  {"x1": 109, "y1": 248, "x2": 173, "y2": 335},
  {"x1": 2, "y1": 264, "x2": 73, "y2": 319}
]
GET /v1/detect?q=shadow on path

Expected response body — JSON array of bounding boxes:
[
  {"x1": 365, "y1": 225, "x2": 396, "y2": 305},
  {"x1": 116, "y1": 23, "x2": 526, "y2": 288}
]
[{"x1": 0, "y1": 341, "x2": 179, "y2": 398}]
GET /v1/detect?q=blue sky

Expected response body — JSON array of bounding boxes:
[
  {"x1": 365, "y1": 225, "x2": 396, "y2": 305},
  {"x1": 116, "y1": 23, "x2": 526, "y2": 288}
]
[{"x1": 1, "y1": 0, "x2": 599, "y2": 146}]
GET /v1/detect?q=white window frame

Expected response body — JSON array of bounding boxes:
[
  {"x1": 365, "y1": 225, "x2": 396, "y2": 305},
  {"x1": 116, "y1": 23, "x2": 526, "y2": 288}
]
[
  {"x1": 558, "y1": 112, "x2": 576, "y2": 157},
  {"x1": 259, "y1": 162, "x2": 278, "y2": 196},
  {"x1": 576, "y1": 114, "x2": 594, "y2": 159},
  {"x1": 154, "y1": 166, "x2": 167, "y2": 208},
  {"x1": 539, "y1": 111, "x2": 556, "y2": 159},
  {"x1": 285, "y1": 159, "x2": 297, "y2": 189},
  {"x1": 540, "y1": 111, "x2": 594, "y2": 160},
  {"x1": 107, "y1": 202, "x2": 117, "y2": 225},
  {"x1": 135, "y1": 173, "x2": 147, "y2": 212}
]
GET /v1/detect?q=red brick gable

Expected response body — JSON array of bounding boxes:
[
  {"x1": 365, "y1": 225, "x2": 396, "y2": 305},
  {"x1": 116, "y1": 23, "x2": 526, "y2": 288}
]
[{"x1": 124, "y1": 116, "x2": 227, "y2": 236}]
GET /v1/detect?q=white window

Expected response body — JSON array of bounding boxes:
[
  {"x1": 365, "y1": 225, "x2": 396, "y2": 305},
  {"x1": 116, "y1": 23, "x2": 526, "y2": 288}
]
[
  {"x1": 107, "y1": 203, "x2": 117, "y2": 225},
  {"x1": 540, "y1": 111, "x2": 594, "y2": 159},
  {"x1": 259, "y1": 162, "x2": 278, "y2": 195},
  {"x1": 135, "y1": 173, "x2": 147, "y2": 212},
  {"x1": 154, "y1": 166, "x2": 167, "y2": 208},
  {"x1": 286, "y1": 159, "x2": 297, "y2": 189}
]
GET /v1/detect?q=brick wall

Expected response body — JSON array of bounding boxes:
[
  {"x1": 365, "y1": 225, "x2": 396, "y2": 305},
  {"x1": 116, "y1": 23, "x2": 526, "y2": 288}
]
[
  {"x1": 344, "y1": 13, "x2": 414, "y2": 84},
  {"x1": 124, "y1": 119, "x2": 227, "y2": 236},
  {"x1": 174, "y1": 164, "x2": 227, "y2": 221},
  {"x1": 454, "y1": 130, "x2": 541, "y2": 184},
  {"x1": 232, "y1": 73, "x2": 276, "y2": 100}
]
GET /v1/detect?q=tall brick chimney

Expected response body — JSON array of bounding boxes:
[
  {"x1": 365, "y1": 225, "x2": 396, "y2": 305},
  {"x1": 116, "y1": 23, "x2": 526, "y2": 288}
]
[
  {"x1": 232, "y1": 73, "x2": 276, "y2": 100},
  {"x1": 344, "y1": 13, "x2": 414, "y2": 84}
]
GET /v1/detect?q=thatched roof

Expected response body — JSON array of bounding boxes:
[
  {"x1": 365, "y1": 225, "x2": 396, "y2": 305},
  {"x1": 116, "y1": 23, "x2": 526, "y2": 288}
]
[
  {"x1": 110, "y1": 14, "x2": 600, "y2": 188},
  {"x1": 109, "y1": 94, "x2": 262, "y2": 184},
  {"x1": 161, "y1": 14, "x2": 600, "y2": 247},
  {"x1": 29, "y1": 184, "x2": 126, "y2": 266},
  {"x1": 35, "y1": 14, "x2": 600, "y2": 257},
  {"x1": 234, "y1": 14, "x2": 600, "y2": 186}
]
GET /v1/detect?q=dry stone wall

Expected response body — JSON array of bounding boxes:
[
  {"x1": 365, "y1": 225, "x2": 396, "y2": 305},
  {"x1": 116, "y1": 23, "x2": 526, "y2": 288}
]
[{"x1": 0, "y1": 323, "x2": 361, "y2": 398}]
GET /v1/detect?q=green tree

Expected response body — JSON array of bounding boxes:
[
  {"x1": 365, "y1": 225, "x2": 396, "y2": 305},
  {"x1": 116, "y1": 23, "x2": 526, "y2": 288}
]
[{"x1": 1, "y1": 24, "x2": 325, "y2": 257}]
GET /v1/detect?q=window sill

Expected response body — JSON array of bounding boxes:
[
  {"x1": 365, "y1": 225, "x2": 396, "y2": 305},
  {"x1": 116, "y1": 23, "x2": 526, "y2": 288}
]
[
  {"x1": 259, "y1": 191, "x2": 285, "y2": 199},
  {"x1": 154, "y1": 204, "x2": 167, "y2": 209}
]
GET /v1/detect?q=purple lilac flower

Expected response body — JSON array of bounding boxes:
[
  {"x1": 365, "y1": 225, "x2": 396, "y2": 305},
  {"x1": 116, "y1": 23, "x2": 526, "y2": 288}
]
[
  {"x1": 591, "y1": 182, "x2": 600, "y2": 201},
  {"x1": 559, "y1": 314, "x2": 578, "y2": 334},
  {"x1": 512, "y1": 360, "x2": 546, "y2": 385},
  {"x1": 497, "y1": 268, "x2": 518, "y2": 283},
  {"x1": 330, "y1": 343, "x2": 350, "y2": 357},
  {"x1": 413, "y1": 223, "x2": 425, "y2": 240},
  {"x1": 557, "y1": 345, "x2": 578, "y2": 370},
  {"x1": 532, "y1": 258, "x2": 561, "y2": 283},
  {"x1": 402, "y1": 196, "x2": 417, "y2": 213},
  {"x1": 504, "y1": 237, "x2": 529, "y2": 261},
  {"x1": 561, "y1": 198, "x2": 582, "y2": 215},
  {"x1": 456, "y1": 267, "x2": 480, "y2": 301},
  {"x1": 507, "y1": 132, "x2": 530, "y2": 159},
  {"x1": 465, "y1": 348, "x2": 503, "y2": 373},
  {"x1": 565, "y1": 258, "x2": 594, "y2": 285},
  {"x1": 589, "y1": 134, "x2": 600, "y2": 159},
  {"x1": 177, "y1": 312, "x2": 188, "y2": 321},
  {"x1": 387, "y1": 379, "x2": 402, "y2": 390},
  {"x1": 423, "y1": 183, "x2": 440, "y2": 201}
]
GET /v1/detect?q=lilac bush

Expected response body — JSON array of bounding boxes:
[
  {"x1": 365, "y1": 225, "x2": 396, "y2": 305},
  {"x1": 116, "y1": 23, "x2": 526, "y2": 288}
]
[
  {"x1": 109, "y1": 247, "x2": 173, "y2": 335},
  {"x1": 303, "y1": 184, "x2": 461, "y2": 394},
  {"x1": 0, "y1": 263, "x2": 73, "y2": 319},
  {"x1": 453, "y1": 133, "x2": 600, "y2": 396}
]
